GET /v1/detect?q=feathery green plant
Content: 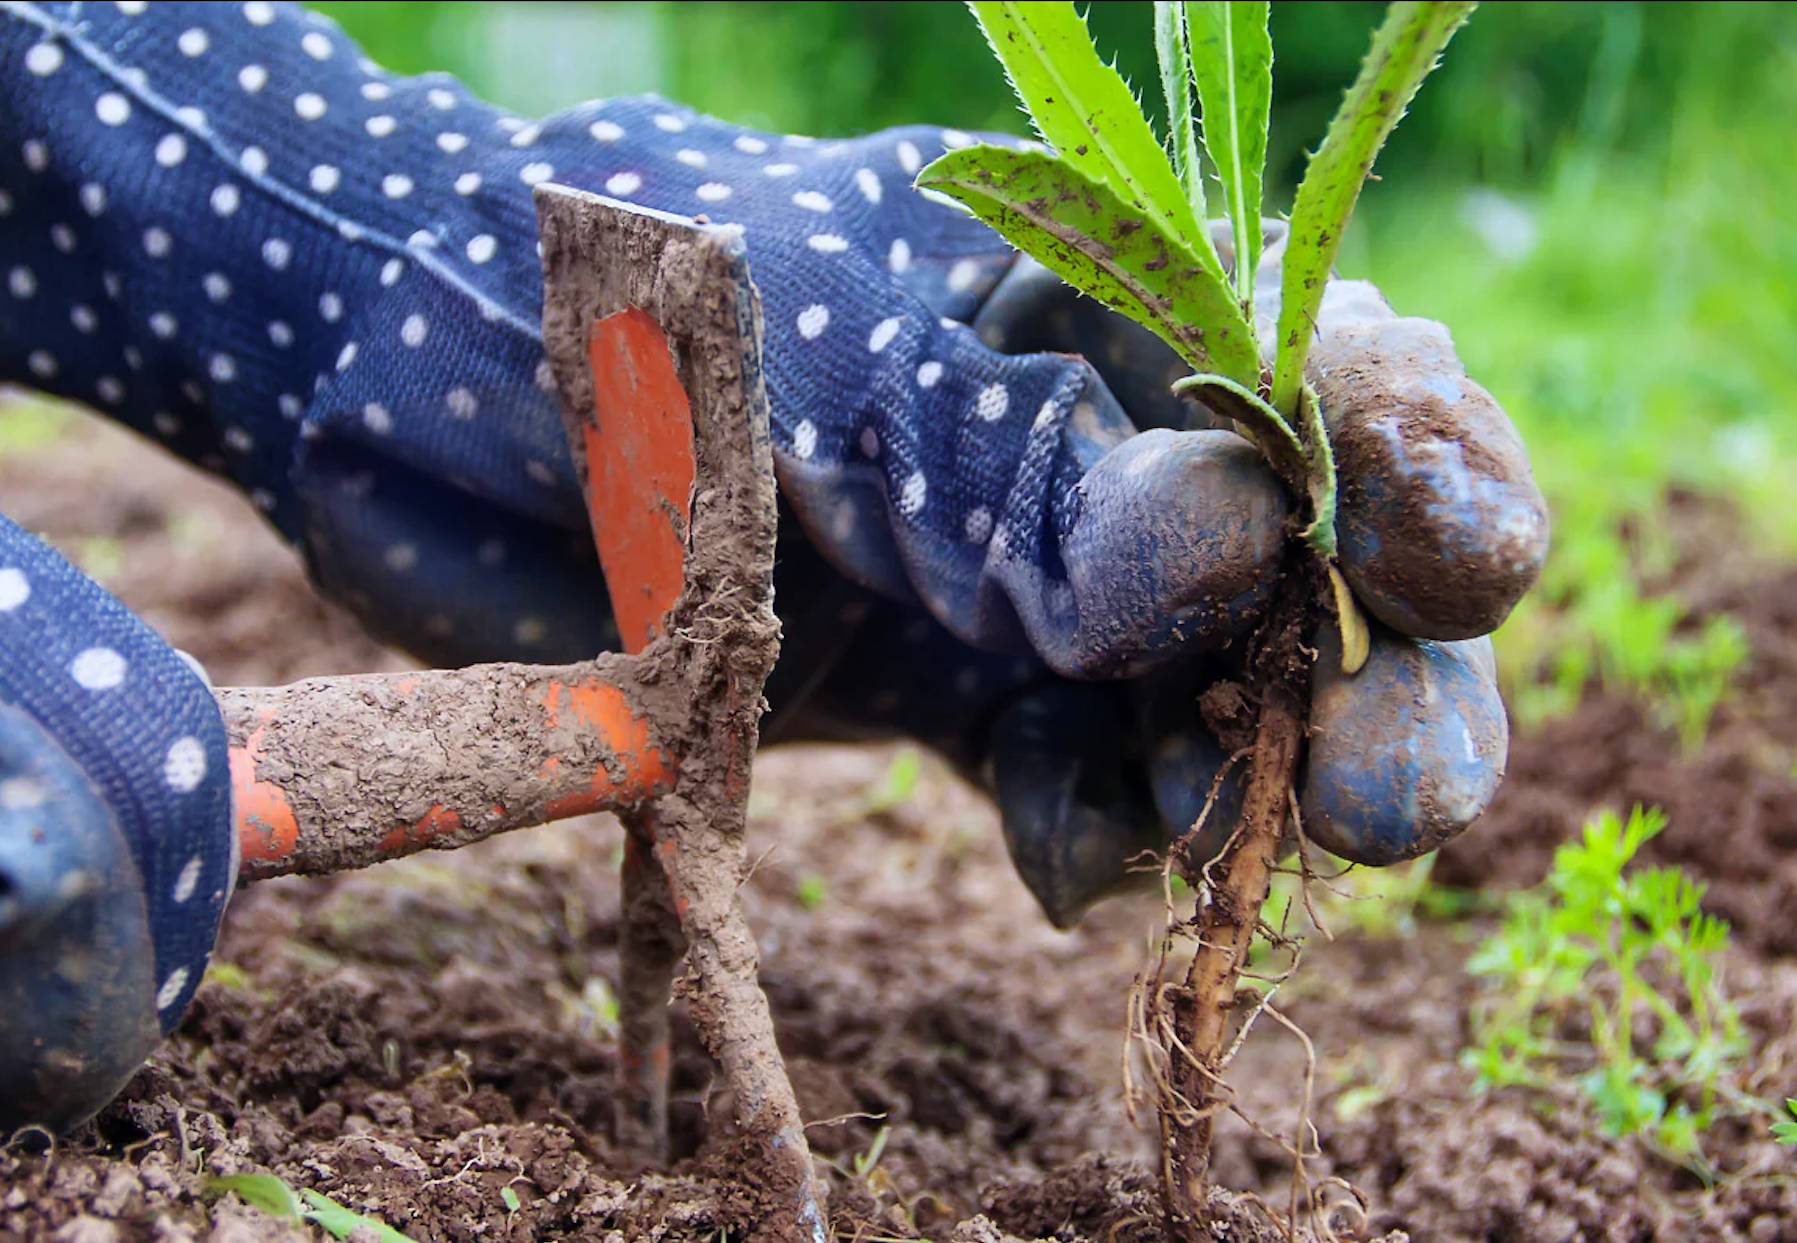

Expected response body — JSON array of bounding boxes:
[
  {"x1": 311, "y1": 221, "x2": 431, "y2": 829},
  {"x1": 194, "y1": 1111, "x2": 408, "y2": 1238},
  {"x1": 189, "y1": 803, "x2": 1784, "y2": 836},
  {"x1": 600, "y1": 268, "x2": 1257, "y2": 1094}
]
[{"x1": 1463, "y1": 807, "x2": 1750, "y2": 1169}]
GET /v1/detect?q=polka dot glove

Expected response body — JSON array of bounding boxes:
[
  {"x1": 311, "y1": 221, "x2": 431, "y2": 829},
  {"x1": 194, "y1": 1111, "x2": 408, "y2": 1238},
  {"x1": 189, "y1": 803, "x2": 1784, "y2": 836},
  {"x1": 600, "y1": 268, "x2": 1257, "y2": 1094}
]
[
  {"x1": 0, "y1": 0, "x2": 1284, "y2": 1130},
  {"x1": 0, "y1": 0, "x2": 1286, "y2": 680},
  {"x1": 0, "y1": 527, "x2": 234, "y2": 1133},
  {"x1": 0, "y1": 1, "x2": 1539, "y2": 1130}
]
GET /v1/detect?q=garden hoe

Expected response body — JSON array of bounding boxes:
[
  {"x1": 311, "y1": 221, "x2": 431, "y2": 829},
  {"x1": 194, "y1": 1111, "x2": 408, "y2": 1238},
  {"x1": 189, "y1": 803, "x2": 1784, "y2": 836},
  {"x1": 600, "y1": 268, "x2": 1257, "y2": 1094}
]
[{"x1": 212, "y1": 187, "x2": 828, "y2": 1243}]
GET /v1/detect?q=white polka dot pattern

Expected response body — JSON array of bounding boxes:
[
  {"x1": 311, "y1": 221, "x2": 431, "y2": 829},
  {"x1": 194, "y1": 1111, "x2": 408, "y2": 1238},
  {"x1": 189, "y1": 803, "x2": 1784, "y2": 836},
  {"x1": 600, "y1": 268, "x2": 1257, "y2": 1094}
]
[
  {"x1": 0, "y1": 1, "x2": 1145, "y2": 1056},
  {"x1": 163, "y1": 735, "x2": 206, "y2": 792},
  {"x1": 0, "y1": 512, "x2": 235, "y2": 1041}
]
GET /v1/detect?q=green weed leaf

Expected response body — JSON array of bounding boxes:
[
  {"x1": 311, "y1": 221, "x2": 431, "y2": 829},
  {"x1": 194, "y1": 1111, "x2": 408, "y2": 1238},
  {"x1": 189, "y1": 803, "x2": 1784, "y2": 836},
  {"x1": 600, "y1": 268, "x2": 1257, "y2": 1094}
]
[
  {"x1": 1170, "y1": 372, "x2": 1303, "y2": 487},
  {"x1": 966, "y1": 1, "x2": 1221, "y2": 279},
  {"x1": 1271, "y1": 0, "x2": 1476, "y2": 417},
  {"x1": 918, "y1": 144, "x2": 1257, "y2": 382},
  {"x1": 1186, "y1": 0, "x2": 1272, "y2": 305},
  {"x1": 1773, "y1": 1100, "x2": 1797, "y2": 1145},
  {"x1": 204, "y1": 1174, "x2": 304, "y2": 1223},
  {"x1": 1153, "y1": 2, "x2": 1207, "y2": 226},
  {"x1": 300, "y1": 1191, "x2": 421, "y2": 1243},
  {"x1": 1464, "y1": 806, "x2": 1753, "y2": 1169}
]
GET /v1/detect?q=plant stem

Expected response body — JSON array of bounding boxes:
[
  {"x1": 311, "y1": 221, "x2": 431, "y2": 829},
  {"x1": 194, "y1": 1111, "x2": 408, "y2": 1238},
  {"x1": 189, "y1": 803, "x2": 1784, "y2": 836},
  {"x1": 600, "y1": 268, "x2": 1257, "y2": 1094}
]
[{"x1": 1159, "y1": 569, "x2": 1314, "y2": 1237}]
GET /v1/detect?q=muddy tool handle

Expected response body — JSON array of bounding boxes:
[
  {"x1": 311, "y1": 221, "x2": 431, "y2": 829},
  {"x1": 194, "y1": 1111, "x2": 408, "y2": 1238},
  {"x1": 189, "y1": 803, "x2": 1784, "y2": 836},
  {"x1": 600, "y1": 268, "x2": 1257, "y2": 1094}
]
[
  {"x1": 216, "y1": 190, "x2": 777, "y2": 882},
  {"x1": 536, "y1": 187, "x2": 823, "y2": 1243},
  {"x1": 216, "y1": 188, "x2": 824, "y2": 1242}
]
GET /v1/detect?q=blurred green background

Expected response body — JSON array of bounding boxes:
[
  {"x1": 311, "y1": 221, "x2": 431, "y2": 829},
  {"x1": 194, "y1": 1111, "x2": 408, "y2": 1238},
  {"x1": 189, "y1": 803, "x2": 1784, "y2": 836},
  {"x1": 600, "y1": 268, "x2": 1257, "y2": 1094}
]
[{"x1": 16, "y1": 2, "x2": 1797, "y2": 740}]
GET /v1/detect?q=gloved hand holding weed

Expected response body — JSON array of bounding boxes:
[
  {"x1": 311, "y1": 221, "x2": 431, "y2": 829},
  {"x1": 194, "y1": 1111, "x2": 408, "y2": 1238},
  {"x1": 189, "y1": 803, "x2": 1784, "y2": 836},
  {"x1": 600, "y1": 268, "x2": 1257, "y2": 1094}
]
[{"x1": 0, "y1": 0, "x2": 1544, "y2": 1135}]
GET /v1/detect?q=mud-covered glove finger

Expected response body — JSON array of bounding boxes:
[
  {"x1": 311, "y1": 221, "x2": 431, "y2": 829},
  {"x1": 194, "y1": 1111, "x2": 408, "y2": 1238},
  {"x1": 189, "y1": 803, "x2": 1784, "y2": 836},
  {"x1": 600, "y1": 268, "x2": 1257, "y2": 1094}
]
[
  {"x1": 1048, "y1": 420, "x2": 1290, "y2": 678},
  {"x1": 1137, "y1": 630, "x2": 1507, "y2": 876},
  {"x1": 1300, "y1": 625, "x2": 1507, "y2": 866},
  {"x1": 986, "y1": 671, "x2": 1260, "y2": 926},
  {"x1": 970, "y1": 234, "x2": 1547, "y2": 652},
  {"x1": 1253, "y1": 245, "x2": 1550, "y2": 641},
  {"x1": 0, "y1": 516, "x2": 234, "y2": 1133}
]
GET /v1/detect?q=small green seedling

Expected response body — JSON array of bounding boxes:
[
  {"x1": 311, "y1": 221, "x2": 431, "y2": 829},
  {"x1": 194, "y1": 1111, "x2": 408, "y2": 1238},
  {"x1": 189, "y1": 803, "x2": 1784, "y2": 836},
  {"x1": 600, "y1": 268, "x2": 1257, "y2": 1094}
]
[
  {"x1": 796, "y1": 872, "x2": 829, "y2": 909},
  {"x1": 1774, "y1": 1100, "x2": 1797, "y2": 1145},
  {"x1": 1464, "y1": 807, "x2": 1748, "y2": 1168},
  {"x1": 852, "y1": 1123, "x2": 892, "y2": 1181},
  {"x1": 201, "y1": 960, "x2": 259, "y2": 995},
  {"x1": 861, "y1": 746, "x2": 922, "y2": 816},
  {"x1": 555, "y1": 975, "x2": 621, "y2": 1040},
  {"x1": 0, "y1": 391, "x2": 67, "y2": 454},
  {"x1": 205, "y1": 1173, "x2": 421, "y2": 1243}
]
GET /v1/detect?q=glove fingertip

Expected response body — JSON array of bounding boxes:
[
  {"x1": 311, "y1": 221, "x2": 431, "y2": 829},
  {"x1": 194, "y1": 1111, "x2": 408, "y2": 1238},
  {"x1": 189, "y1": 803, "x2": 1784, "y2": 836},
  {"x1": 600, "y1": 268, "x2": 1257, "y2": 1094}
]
[
  {"x1": 1301, "y1": 628, "x2": 1507, "y2": 866},
  {"x1": 0, "y1": 703, "x2": 162, "y2": 1135},
  {"x1": 989, "y1": 686, "x2": 1164, "y2": 928}
]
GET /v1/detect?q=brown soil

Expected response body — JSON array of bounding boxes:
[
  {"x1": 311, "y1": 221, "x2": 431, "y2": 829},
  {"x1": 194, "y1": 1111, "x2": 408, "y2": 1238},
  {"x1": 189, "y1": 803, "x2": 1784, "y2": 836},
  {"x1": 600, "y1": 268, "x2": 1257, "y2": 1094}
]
[
  {"x1": 1437, "y1": 493, "x2": 1797, "y2": 957},
  {"x1": 4, "y1": 420, "x2": 1796, "y2": 1242}
]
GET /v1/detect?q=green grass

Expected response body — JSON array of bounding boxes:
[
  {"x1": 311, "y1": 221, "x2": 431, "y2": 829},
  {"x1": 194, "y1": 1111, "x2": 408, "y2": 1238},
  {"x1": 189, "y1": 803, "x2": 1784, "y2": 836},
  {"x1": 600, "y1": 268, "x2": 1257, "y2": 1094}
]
[
  {"x1": 204, "y1": 1173, "x2": 421, "y2": 1242},
  {"x1": 0, "y1": 390, "x2": 69, "y2": 455}
]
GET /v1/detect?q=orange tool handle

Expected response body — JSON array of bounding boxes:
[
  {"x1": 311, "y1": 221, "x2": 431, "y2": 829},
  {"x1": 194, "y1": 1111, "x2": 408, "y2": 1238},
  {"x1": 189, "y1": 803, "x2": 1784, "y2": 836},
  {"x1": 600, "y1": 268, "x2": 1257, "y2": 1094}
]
[{"x1": 221, "y1": 660, "x2": 674, "y2": 882}]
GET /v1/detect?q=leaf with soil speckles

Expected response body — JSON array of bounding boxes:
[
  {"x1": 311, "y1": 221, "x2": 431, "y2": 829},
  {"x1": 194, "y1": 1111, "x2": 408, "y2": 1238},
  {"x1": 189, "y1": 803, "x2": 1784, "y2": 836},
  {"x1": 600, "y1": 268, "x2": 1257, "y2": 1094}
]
[
  {"x1": 967, "y1": 1, "x2": 1222, "y2": 282},
  {"x1": 1186, "y1": 0, "x2": 1272, "y2": 306},
  {"x1": 1271, "y1": 0, "x2": 1475, "y2": 418},
  {"x1": 918, "y1": 145, "x2": 1257, "y2": 383}
]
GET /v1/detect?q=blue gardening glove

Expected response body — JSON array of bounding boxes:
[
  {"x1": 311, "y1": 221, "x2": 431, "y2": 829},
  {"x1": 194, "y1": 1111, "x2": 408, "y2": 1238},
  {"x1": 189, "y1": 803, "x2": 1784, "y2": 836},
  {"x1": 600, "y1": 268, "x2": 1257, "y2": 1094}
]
[
  {"x1": 0, "y1": 0, "x2": 1543, "y2": 1131},
  {"x1": 0, "y1": 0, "x2": 1292, "y2": 680},
  {"x1": 0, "y1": 525, "x2": 234, "y2": 1132}
]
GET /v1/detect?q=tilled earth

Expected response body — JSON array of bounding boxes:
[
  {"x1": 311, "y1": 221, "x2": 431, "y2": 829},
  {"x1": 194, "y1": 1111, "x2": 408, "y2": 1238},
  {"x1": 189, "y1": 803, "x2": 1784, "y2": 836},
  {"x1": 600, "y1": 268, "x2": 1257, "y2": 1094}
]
[{"x1": 3, "y1": 418, "x2": 1795, "y2": 1242}]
